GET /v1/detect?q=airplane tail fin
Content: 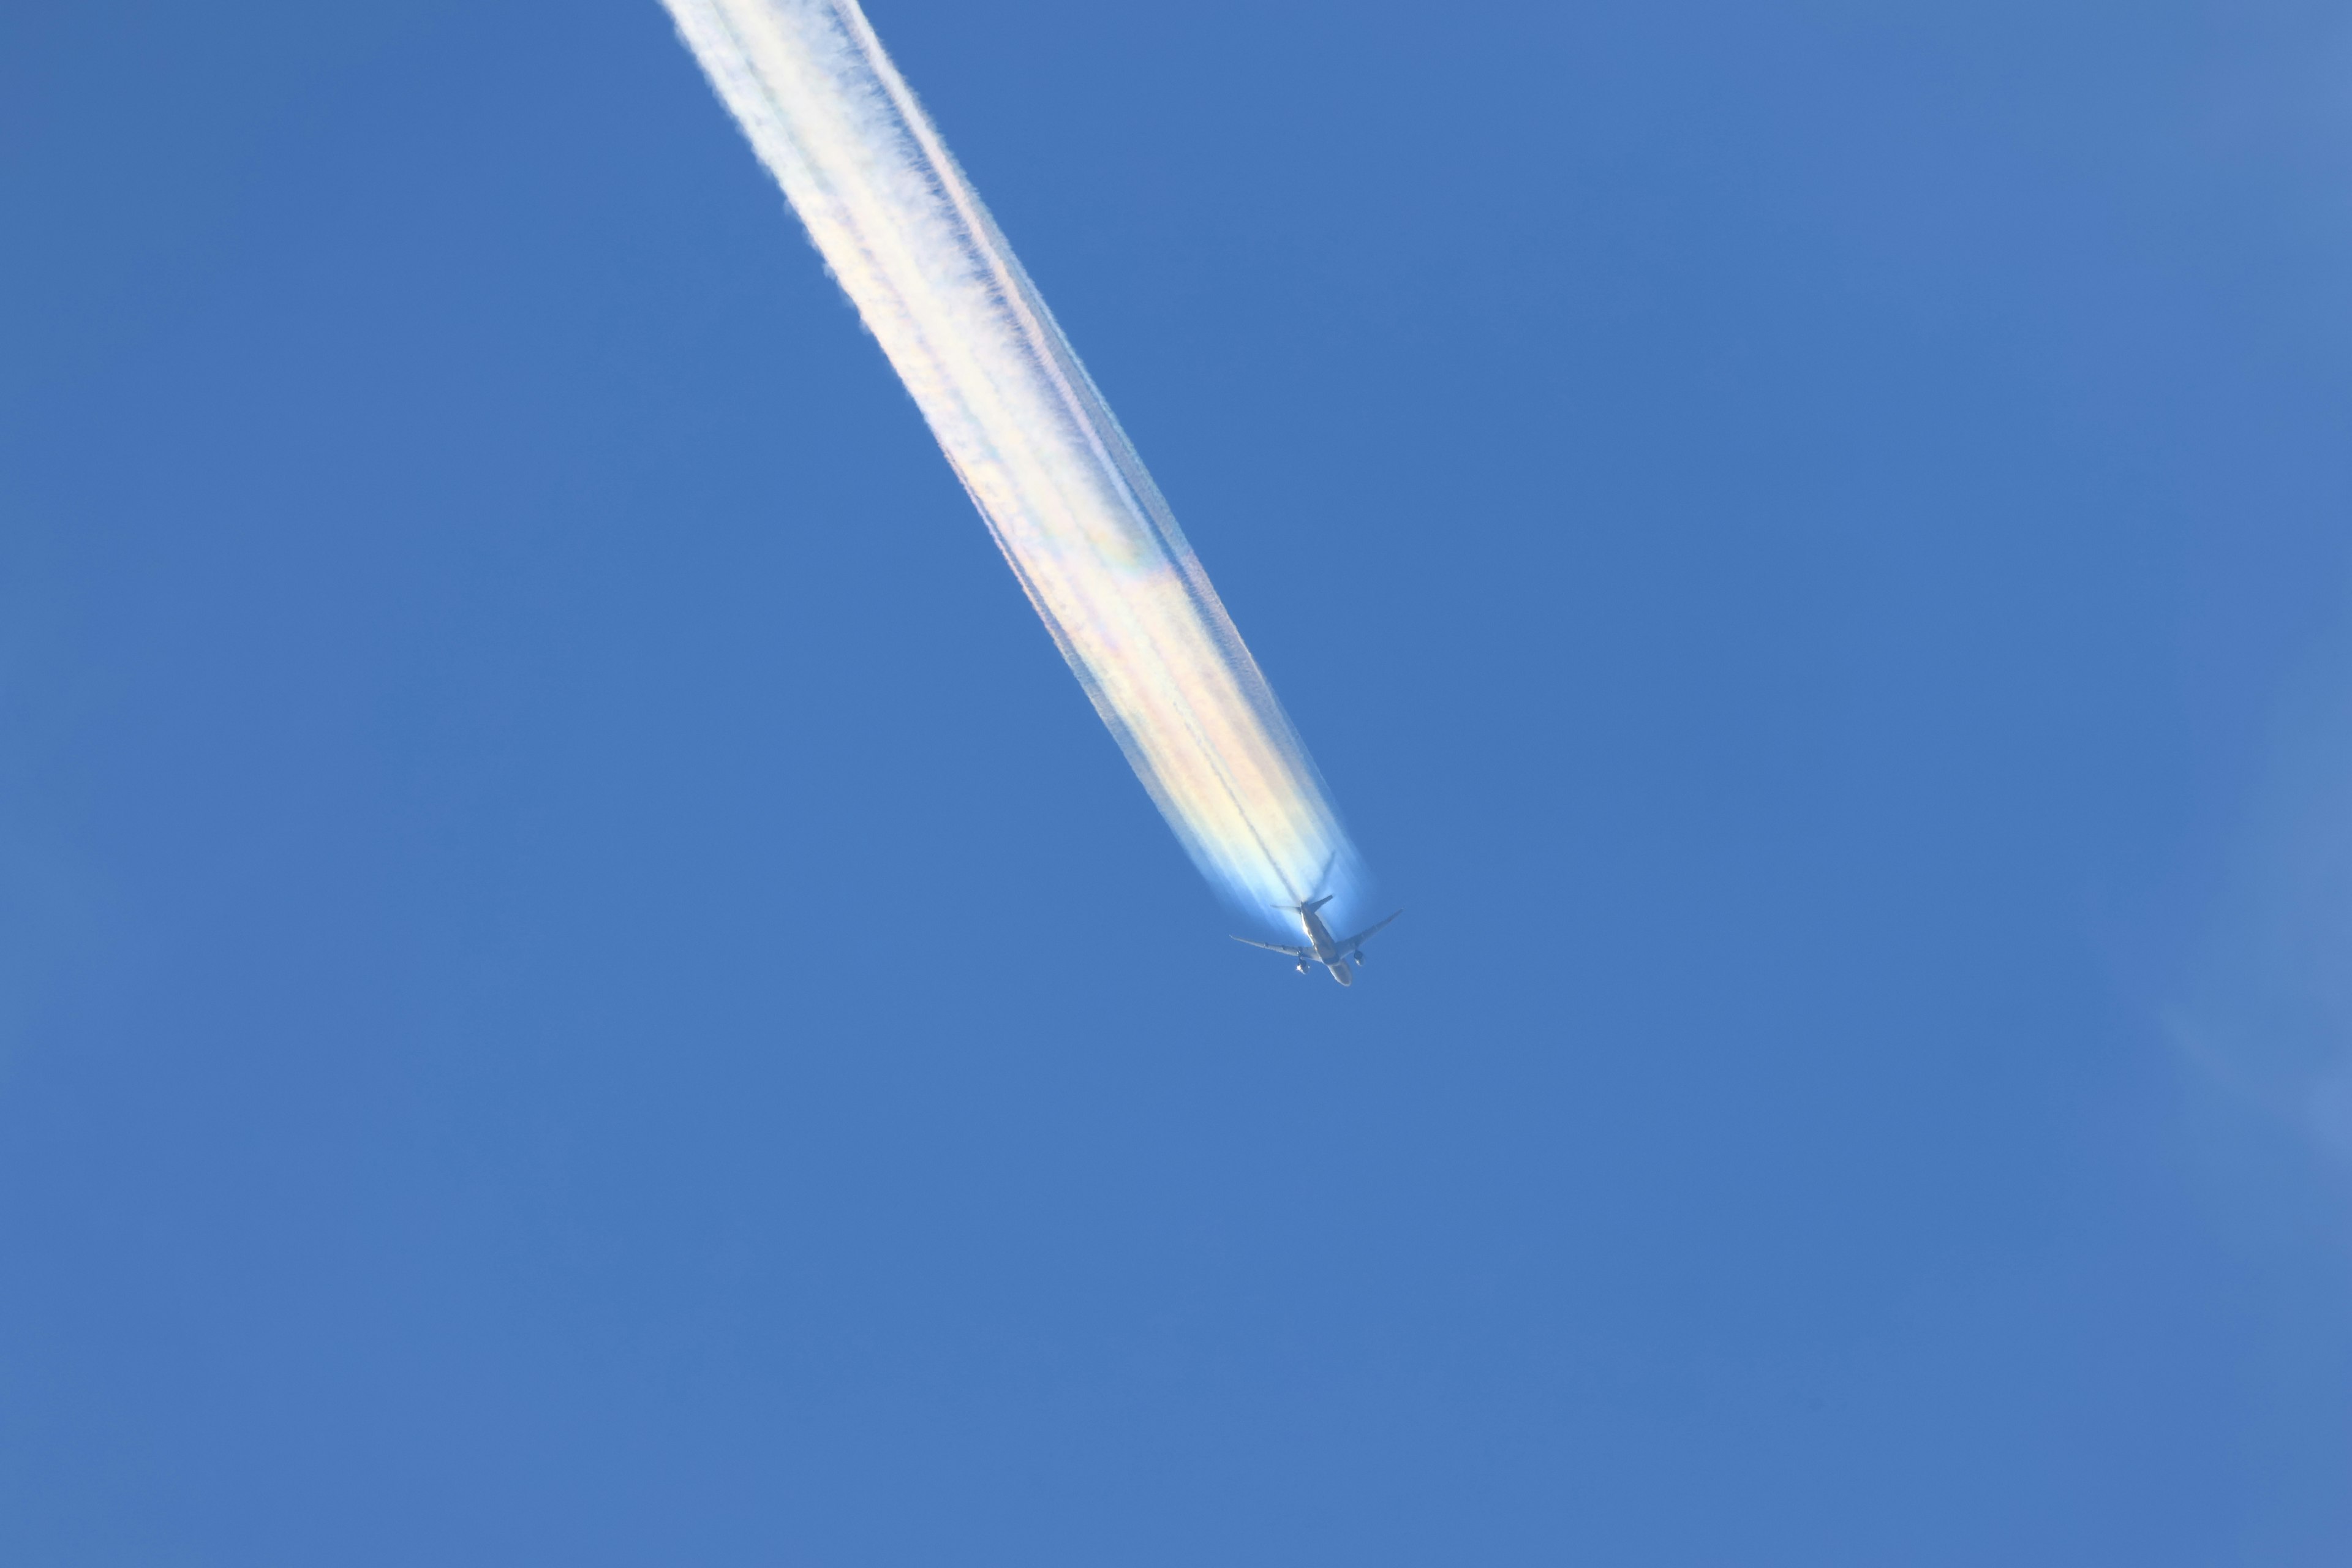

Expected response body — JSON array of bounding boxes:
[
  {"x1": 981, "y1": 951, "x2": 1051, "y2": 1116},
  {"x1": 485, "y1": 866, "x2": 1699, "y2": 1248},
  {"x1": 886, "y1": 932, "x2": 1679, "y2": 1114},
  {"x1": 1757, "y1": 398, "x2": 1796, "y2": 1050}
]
[{"x1": 1272, "y1": 852, "x2": 1341, "y2": 916}]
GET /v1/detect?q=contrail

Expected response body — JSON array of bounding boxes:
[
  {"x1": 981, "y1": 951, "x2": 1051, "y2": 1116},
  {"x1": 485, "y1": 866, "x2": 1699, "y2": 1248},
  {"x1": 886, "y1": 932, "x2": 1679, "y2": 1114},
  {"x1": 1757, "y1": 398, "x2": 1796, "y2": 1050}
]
[{"x1": 662, "y1": 0, "x2": 1364, "y2": 917}]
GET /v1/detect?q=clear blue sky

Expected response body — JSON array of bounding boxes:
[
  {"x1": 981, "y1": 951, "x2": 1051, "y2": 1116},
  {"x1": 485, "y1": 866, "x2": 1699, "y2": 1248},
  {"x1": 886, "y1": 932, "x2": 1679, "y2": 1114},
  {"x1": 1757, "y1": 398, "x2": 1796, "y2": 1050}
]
[{"x1": 6, "y1": 1, "x2": 2352, "y2": 1562}]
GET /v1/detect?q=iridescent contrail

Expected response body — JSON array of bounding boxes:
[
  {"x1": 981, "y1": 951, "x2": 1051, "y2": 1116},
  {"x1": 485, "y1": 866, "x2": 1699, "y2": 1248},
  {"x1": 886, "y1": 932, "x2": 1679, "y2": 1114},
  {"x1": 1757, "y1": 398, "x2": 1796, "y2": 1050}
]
[{"x1": 663, "y1": 0, "x2": 1363, "y2": 917}]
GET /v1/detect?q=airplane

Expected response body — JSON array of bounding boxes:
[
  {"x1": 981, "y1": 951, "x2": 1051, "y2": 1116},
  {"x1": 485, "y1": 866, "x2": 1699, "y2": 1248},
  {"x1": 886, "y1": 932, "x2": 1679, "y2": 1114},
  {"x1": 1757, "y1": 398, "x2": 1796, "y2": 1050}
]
[{"x1": 1232, "y1": 895, "x2": 1403, "y2": 987}]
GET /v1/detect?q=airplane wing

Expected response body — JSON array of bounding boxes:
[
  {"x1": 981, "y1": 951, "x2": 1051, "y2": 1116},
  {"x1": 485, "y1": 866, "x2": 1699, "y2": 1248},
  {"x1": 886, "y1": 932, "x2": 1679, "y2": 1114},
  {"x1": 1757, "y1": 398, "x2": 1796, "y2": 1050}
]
[
  {"x1": 1336, "y1": 910, "x2": 1403, "y2": 951},
  {"x1": 1231, "y1": 935, "x2": 1312, "y2": 958}
]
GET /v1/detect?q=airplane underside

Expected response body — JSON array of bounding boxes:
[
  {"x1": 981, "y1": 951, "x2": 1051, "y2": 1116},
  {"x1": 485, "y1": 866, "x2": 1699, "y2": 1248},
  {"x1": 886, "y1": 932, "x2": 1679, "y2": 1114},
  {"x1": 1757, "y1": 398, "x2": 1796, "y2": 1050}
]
[{"x1": 1237, "y1": 900, "x2": 1401, "y2": 986}]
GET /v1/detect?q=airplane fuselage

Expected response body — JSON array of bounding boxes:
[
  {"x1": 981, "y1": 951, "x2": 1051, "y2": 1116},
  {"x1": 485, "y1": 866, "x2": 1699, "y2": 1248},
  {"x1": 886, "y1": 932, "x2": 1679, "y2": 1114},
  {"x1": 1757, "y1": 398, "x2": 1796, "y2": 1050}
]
[{"x1": 1295, "y1": 907, "x2": 1355, "y2": 986}]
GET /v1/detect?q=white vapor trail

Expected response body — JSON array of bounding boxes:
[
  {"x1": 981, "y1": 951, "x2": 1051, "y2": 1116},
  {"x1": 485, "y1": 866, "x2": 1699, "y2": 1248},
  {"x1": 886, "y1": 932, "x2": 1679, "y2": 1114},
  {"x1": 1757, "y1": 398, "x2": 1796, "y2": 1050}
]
[{"x1": 663, "y1": 0, "x2": 1363, "y2": 916}]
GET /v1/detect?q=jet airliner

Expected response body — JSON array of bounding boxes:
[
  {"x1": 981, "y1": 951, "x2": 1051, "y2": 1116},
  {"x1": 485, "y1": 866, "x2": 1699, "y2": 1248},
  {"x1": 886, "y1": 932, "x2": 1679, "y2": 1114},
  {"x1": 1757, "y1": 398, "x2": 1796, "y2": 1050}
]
[{"x1": 1233, "y1": 896, "x2": 1402, "y2": 986}]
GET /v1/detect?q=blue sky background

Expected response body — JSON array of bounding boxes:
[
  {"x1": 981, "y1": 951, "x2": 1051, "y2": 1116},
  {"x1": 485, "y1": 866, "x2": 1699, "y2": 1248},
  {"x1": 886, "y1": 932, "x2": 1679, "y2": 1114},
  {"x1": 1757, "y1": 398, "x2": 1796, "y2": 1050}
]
[{"x1": 7, "y1": 1, "x2": 2352, "y2": 1561}]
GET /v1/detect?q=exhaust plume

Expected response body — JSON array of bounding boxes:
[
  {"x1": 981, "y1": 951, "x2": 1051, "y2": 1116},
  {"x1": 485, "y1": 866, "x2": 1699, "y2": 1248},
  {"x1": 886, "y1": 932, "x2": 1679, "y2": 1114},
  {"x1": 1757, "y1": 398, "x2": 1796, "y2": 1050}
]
[{"x1": 662, "y1": 0, "x2": 1365, "y2": 916}]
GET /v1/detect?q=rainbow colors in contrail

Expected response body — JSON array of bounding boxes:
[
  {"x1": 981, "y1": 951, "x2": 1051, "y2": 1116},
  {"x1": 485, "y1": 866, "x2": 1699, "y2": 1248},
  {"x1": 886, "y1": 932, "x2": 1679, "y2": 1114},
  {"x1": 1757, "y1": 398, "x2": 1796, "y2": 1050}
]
[{"x1": 663, "y1": 0, "x2": 1365, "y2": 918}]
